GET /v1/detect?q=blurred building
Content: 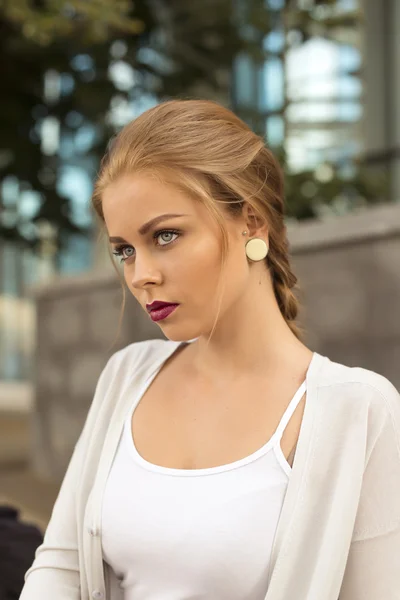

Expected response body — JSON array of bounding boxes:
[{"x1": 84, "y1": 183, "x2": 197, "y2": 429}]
[{"x1": 1, "y1": 0, "x2": 399, "y2": 389}]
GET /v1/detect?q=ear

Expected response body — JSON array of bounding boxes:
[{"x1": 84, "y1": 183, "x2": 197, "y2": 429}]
[{"x1": 242, "y1": 202, "x2": 268, "y2": 239}]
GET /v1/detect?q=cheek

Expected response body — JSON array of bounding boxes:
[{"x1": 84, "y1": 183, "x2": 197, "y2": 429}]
[
  {"x1": 179, "y1": 235, "x2": 248, "y2": 310},
  {"x1": 212, "y1": 236, "x2": 250, "y2": 309},
  {"x1": 168, "y1": 234, "x2": 222, "y2": 281}
]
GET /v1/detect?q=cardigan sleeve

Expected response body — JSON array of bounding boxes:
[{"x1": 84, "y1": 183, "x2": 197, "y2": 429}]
[
  {"x1": 339, "y1": 378, "x2": 400, "y2": 600},
  {"x1": 19, "y1": 434, "x2": 84, "y2": 599},
  {"x1": 19, "y1": 352, "x2": 119, "y2": 600}
]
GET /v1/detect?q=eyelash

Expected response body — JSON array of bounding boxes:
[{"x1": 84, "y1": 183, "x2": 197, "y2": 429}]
[{"x1": 112, "y1": 229, "x2": 181, "y2": 263}]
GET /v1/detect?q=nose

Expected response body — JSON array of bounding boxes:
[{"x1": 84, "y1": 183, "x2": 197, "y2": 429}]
[{"x1": 131, "y1": 252, "x2": 162, "y2": 290}]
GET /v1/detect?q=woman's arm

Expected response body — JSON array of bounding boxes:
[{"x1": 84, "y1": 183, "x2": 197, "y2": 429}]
[
  {"x1": 19, "y1": 433, "x2": 84, "y2": 599},
  {"x1": 19, "y1": 351, "x2": 119, "y2": 599},
  {"x1": 339, "y1": 379, "x2": 400, "y2": 599},
  {"x1": 339, "y1": 527, "x2": 400, "y2": 600}
]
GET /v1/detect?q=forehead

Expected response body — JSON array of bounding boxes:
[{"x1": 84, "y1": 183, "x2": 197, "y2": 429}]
[{"x1": 102, "y1": 173, "x2": 199, "y2": 230}]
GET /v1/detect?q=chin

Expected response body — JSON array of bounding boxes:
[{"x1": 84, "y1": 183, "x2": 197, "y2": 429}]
[
  {"x1": 158, "y1": 323, "x2": 204, "y2": 343},
  {"x1": 160, "y1": 330, "x2": 194, "y2": 343}
]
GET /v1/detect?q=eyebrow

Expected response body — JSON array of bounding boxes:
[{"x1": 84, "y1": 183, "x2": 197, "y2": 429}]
[{"x1": 109, "y1": 213, "x2": 188, "y2": 244}]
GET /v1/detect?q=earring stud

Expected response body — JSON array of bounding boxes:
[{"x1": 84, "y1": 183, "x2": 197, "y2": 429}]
[{"x1": 245, "y1": 238, "x2": 269, "y2": 261}]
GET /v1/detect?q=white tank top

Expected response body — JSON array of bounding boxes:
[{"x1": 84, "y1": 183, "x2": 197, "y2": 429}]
[{"x1": 101, "y1": 371, "x2": 307, "y2": 599}]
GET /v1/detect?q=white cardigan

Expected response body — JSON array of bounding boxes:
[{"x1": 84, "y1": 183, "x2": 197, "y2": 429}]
[{"x1": 20, "y1": 339, "x2": 400, "y2": 600}]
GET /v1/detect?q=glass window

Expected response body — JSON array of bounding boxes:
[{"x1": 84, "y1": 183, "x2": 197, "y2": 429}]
[
  {"x1": 234, "y1": 52, "x2": 257, "y2": 108},
  {"x1": 266, "y1": 0, "x2": 285, "y2": 10},
  {"x1": 263, "y1": 30, "x2": 285, "y2": 54},
  {"x1": 233, "y1": 1, "x2": 363, "y2": 172},
  {"x1": 266, "y1": 116, "x2": 285, "y2": 147},
  {"x1": 260, "y1": 57, "x2": 284, "y2": 112}
]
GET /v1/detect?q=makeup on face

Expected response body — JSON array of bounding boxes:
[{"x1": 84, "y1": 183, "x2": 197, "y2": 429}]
[
  {"x1": 146, "y1": 302, "x2": 180, "y2": 322},
  {"x1": 102, "y1": 174, "x2": 231, "y2": 337}
]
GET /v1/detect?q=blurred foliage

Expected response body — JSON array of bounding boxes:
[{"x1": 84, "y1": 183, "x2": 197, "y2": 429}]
[
  {"x1": 283, "y1": 157, "x2": 388, "y2": 221},
  {"x1": 0, "y1": 0, "x2": 243, "y2": 252},
  {"x1": 0, "y1": 0, "x2": 144, "y2": 44},
  {"x1": 0, "y1": 0, "x2": 389, "y2": 254}
]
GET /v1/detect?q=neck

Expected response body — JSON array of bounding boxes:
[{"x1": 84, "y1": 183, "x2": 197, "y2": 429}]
[{"x1": 189, "y1": 270, "x2": 311, "y2": 382}]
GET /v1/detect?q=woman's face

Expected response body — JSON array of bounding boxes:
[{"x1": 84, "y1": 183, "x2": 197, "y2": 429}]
[{"x1": 102, "y1": 172, "x2": 252, "y2": 341}]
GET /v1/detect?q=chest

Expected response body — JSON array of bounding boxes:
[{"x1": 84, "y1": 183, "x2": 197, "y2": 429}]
[{"x1": 131, "y1": 373, "x2": 306, "y2": 470}]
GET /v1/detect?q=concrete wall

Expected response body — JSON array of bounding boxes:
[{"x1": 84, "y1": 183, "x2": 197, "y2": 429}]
[
  {"x1": 289, "y1": 202, "x2": 400, "y2": 386},
  {"x1": 29, "y1": 202, "x2": 400, "y2": 481}
]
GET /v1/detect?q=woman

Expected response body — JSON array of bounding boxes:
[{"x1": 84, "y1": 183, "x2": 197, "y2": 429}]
[{"x1": 20, "y1": 100, "x2": 400, "y2": 600}]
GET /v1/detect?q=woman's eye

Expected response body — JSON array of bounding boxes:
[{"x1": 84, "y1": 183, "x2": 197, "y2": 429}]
[
  {"x1": 155, "y1": 230, "x2": 180, "y2": 246},
  {"x1": 123, "y1": 247, "x2": 135, "y2": 258},
  {"x1": 112, "y1": 230, "x2": 180, "y2": 263},
  {"x1": 112, "y1": 245, "x2": 134, "y2": 263}
]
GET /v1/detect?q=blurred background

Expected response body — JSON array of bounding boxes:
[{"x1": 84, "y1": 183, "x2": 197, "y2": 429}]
[{"x1": 0, "y1": 0, "x2": 399, "y2": 536}]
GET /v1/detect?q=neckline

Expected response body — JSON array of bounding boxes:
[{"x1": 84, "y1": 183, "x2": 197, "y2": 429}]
[{"x1": 124, "y1": 346, "x2": 317, "y2": 477}]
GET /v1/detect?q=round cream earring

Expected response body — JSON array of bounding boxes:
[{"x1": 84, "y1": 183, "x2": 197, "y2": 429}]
[{"x1": 245, "y1": 238, "x2": 269, "y2": 261}]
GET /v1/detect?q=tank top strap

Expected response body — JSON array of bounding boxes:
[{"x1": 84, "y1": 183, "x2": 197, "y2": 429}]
[{"x1": 274, "y1": 380, "x2": 307, "y2": 442}]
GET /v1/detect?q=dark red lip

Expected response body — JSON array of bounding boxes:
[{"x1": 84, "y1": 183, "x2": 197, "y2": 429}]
[{"x1": 146, "y1": 300, "x2": 179, "y2": 313}]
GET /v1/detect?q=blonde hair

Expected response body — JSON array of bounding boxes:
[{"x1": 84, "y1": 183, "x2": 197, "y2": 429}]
[{"x1": 92, "y1": 99, "x2": 305, "y2": 347}]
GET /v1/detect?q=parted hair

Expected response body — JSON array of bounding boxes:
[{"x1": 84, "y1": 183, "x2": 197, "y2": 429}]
[{"x1": 92, "y1": 99, "x2": 304, "y2": 344}]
